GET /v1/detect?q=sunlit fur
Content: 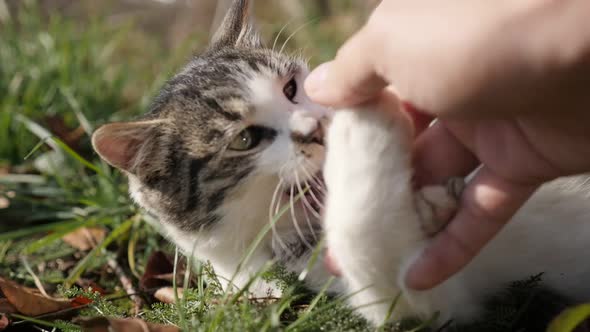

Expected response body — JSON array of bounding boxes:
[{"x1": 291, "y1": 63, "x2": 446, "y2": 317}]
[
  {"x1": 92, "y1": 0, "x2": 590, "y2": 327},
  {"x1": 325, "y1": 103, "x2": 590, "y2": 325}
]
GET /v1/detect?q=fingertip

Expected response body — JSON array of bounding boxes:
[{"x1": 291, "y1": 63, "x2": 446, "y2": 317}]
[
  {"x1": 404, "y1": 234, "x2": 464, "y2": 290},
  {"x1": 304, "y1": 27, "x2": 387, "y2": 107},
  {"x1": 404, "y1": 251, "x2": 440, "y2": 290},
  {"x1": 324, "y1": 248, "x2": 342, "y2": 277},
  {"x1": 304, "y1": 62, "x2": 333, "y2": 104}
]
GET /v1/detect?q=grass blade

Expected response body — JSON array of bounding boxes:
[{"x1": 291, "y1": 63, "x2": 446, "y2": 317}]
[{"x1": 64, "y1": 217, "x2": 134, "y2": 288}]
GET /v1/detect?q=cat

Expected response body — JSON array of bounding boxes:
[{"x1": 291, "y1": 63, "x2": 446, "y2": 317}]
[{"x1": 92, "y1": 0, "x2": 590, "y2": 327}]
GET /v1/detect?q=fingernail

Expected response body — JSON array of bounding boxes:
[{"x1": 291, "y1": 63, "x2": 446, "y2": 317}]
[{"x1": 304, "y1": 62, "x2": 331, "y2": 99}]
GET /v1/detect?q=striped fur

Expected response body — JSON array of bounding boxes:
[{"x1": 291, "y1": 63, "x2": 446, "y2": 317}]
[{"x1": 93, "y1": 0, "x2": 332, "y2": 297}]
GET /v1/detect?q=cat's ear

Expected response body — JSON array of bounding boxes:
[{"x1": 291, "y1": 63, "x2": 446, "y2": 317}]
[
  {"x1": 211, "y1": 0, "x2": 262, "y2": 49},
  {"x1": 91, "y1": 121, "x2": 161, "y2": 174}
]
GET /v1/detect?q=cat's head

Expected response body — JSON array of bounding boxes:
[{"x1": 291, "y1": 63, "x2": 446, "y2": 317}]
[{"x1": 92, "y1": 0, "x2": 328, "y2": 238}]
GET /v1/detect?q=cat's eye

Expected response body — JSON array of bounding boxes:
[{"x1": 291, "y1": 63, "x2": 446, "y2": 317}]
[
  {"x1": 283, "y1": 78, "x2": 298, "y2": 103},
  {"x1": 228, "y1": 126, "x2": 276, "y2": 151}
]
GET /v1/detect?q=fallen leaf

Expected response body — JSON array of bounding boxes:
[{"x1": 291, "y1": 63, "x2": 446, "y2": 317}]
[
  {"x1": 154, "y1": 287, "x2": 184, "y2": 304},
  {"x1": 71, "y1": 296, "x2": 94, "y2": 307},
  {"x1": 75, "y1": 279, "x2": 107, "y2": 295},
  {"x1": 0, "y1": 299, "x2": 16, "y2": 314},
  {"x1": 0, "y1": 277, "x2": 71, "y2": 316},
  {"x1": 78, "y1": 317, "x2": 180, "y2": 332},
  {"x1": 44, "y1": 115, "x2": 85, "y2": 151},
  {"x1": 62, "y1": 227, "x2": 106, "y2": 251},
  {"x1": 140, "y1": 251, "x2": 181, "y2": 290},
  {"x1": 70, "y1": 279, "x2": 107, "y2": 307}
]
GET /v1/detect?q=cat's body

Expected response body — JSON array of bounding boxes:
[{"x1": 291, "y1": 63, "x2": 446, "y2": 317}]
[{"x1": 92, "y1": 0, "x2": 590, "y2": 327}]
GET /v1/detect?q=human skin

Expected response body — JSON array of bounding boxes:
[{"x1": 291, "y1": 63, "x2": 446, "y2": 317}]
[{"x1": 305, "y1": 0, "x2": 590, "y2": 290}]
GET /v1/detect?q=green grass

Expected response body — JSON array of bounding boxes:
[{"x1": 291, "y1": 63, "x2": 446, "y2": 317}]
[
  {"x1": 0, "y1": 2, "x2": 576, "y2": 332},
  {"x1": 0, "y1": 2, "x2": 388, "y2": 331}
]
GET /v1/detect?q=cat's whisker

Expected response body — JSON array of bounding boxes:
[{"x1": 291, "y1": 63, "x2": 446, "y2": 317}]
[
  {"x1": 304, "y1": 179, "x2": 325, "y2": 210},
  {"x1": 300, "y1": 158, "x2": 322, "y2": 178},
  {"x1": 269, "y1": 178, "x2": 283, "y2": 221},
  {"x1": 312, "y1": 176, "x2": 327, "y2": 194},
  {"x1": 294, "y1": 170, "x2": 319, "y2": 240},
  {"x1": 278, "y1": 19, "x2": 317, "y2": 57},
  {"x1": 289, "y1": 185, "x2": 313, "y2": 250},
  {"x1": 300, "y1": 200, "x2": 317, "y2": 240},
  {"x1": 296, "y1": 180, "x2": 322, "y2": 220},
  {"x1": 299, "y1": 159, "x2": 321, "y2": 183},
  {"x1": 289, "y1": 181, "x2": 315, "y2": 251},
  {"x1": 272, "y1": 20, "x2": 294, "y2": 55},
  {"x1": 269, "y1": 177, "x2": 292, "y2": 255},
  {"x1": 296, "y1": 160, "x2": 325, "y2": 214},
  {"x1": 292, "y1": 48, "x2": 310, "y2": 67},
  {"x1": 299, "y1": 160, "x2": 327, "y2": 195}
]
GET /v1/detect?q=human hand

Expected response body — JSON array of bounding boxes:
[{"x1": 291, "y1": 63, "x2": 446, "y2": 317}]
[{"x1": 306, "y1": 0, "x2": 590, "y2": 289}]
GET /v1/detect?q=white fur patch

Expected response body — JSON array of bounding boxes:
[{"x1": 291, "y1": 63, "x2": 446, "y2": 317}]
[{"x1": 323, "y1": 105, "x2": 590, "y2": 326}]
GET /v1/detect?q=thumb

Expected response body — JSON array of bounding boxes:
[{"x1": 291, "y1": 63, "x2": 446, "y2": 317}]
[
  {"x1": 405, "y1": 166, "x2": 539, "y2": 290},
  {"x1": 304, "y1": 25, "x2": 388, "y2": 107}
]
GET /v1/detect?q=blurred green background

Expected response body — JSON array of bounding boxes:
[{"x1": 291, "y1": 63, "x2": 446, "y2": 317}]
[
  {"x1": 0, "y1": 2, "x2": 576, "y2": 331},
  {"x1": 0, "y1": 0, "x2": 372, "y2": 227},
  {"x1": 0, "y1": 2, "x2": 386, "y2": 330}
]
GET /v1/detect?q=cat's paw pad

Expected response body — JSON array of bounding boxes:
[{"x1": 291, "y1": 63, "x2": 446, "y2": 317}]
[
  {"x1": 446, "y1": 177, "x2": 465, "y2": 200},
  {"x1": 415, "y1": 177, "x2": 465, "y2": 236}
]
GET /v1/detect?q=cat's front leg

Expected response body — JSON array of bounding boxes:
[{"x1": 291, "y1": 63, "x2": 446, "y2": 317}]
[{"x1": 323, "y1": 96, "x2": 426, "y2": 324}]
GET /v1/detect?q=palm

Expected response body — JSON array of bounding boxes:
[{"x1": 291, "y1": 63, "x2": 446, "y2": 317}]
[
  {"x1": 407, "y1": 114, "x2": 590, "y2": 289},
  {"x1": 445, "y1": 114, "x2": 590, "y2": 184}
]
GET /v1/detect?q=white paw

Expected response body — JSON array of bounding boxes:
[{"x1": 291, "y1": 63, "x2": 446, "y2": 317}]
[
  {"x1": 323, "y1": 108, "x2": 413, "y2": 204},
  {"x1": 322, "y1": 106, "x2": 423, "y2": 324}
]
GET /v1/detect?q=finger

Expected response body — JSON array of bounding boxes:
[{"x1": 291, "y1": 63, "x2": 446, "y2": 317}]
[
  {"x1": 402, "y1": 102, "x2": 435, "y2": 137},
  {"x1": 412, "y1": 121, "x2": 479, "y2": 187},
  {"x1": 324, "y1": 249, "x2": 342, "y2": 277},
  {"x1": 405, "y1": 166, "x2": 539, "y2": 290},
  {"x1": 304, "y1": 25, "x2": 387, "y2": 107}
]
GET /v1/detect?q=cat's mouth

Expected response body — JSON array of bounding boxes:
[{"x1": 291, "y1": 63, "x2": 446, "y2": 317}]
[{"x1": 283, "y1": 173, "x2": 325, "y2": 214}]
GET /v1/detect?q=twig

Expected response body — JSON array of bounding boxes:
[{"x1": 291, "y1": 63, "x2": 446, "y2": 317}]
[
  {"x1": 106, "y1": 256, "x2": 143, "y2": 316},
  {"x1": 20, "y1": 256, "x2": 51, "y2": 298}
]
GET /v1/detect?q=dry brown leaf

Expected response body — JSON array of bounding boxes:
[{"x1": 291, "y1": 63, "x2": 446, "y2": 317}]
[
  {"x1": 44, "y1": 115, "x2": 85, "y2": 151},
  {"x1": 0, "y1": 277, "x2": 71, "y2": 316},
  {"x1": 154, "y1": 287, "x2": 184, "y2": 304},
  {"x1": 62, "y1": 227, "x2": 107, "y2": 251},
  {"x1": 79, "y1": 317, "x2": 180, "y2": 332},
  {"x1": 140, "y1": 251, "x2": 179, "y2": 291},
  {"x1": 0, "y1": 299, "x2": 16, "y2": 314}
]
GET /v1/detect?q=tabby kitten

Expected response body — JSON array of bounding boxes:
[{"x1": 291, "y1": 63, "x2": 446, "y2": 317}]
[
  {"x1": 93, "y1": 0, "x2": 590, "y2": 327},
  {"x1": 93, "y1": 0, "x2": 333, "y2": 296}
]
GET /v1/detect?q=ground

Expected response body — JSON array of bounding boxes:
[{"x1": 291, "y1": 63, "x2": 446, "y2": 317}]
[{"x1": 0, "y1": 1, "x2": 586, "y2": 331}]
